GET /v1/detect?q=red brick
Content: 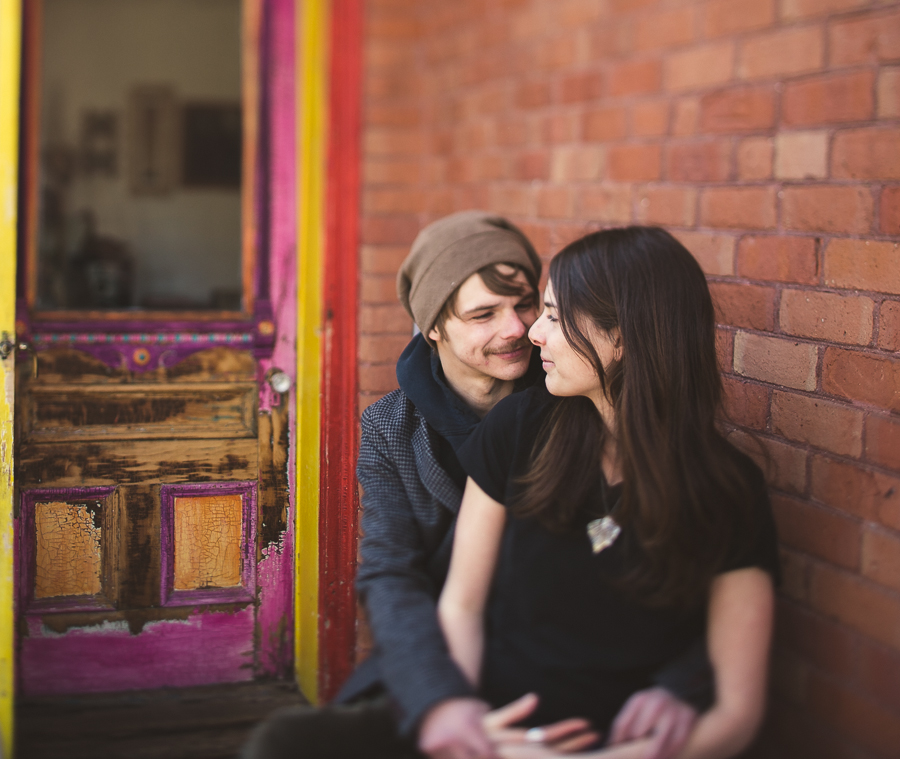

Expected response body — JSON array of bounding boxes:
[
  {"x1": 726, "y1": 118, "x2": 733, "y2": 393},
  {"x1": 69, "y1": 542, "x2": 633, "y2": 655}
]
[
  {"x1": 780, "y1": 0, "x2": 869, "y2": 21},
  {"x1": 632, "y1": 101, "x2": 669, "y2": 137},
  {"x1": 737, "y1": 236, "x2": 818, "y2": 285},
  {"x1": 635, "y1": 186, "x2": 697, "y2": 227},
  {"x1": 700, "y1": 85, "x2": 776, "y2": 132},
  {"x1": 733, "y1": 331, "x2": 818, "y2": 390},
  {"x1": 859, "y1": 639, "x2": 900, "y2": 714},
  {"x1": 776, "y1": 601, "x2": 858, "y2": 681},
  {"x1": 716, "y1": 327, "x2": 734, "y2": 372},
  {"x1": 634, "y1": 7, "x2": 696, "y2": 52},
  {"x1": 672, "y1": 97, "x2": 700, "y2": 136},
  {"x1": 782, "y1": 186, "x2": 874, "y2": 235},
  {"x1": 364, "y1": 188, "x2": 425, "y2": 215},
  {"x1": 700, "y1": 186, "x2": 777, "y2": 230},
  {"x1": 582, "y1": 106, "x2": 628, "y2": 141},
  {"x1": 771, "y1": 390, "x2": 864, "y2": 457},
  {"x1": 665, "y1": 141, "x2": 731, "y2": 182},
  {"x1": 775, "y1": 130, "x2": 828, "y2": 180},
  {"x1": 664, "y1": 42, "x2": 735, "y2": 92},
  {"x1": 559, "y1": 70, "x2": 606, "y2": 103},
  {"x1": 359, "y1": 364, "x2": 400, "y2": 394},
  {"x1": 806, "y1": 668, "x2": 900, "y2": 756},
  {"x1": 832, "y1": 128, "x2": 900, "y2": 180},
  {"x1": 822, "y1": 346, "x2": 900, "y2": 412},
  {"x1": 551, "y1": 146, "x2": 605, "y2": 182},
  {"x1": 607, "y1": 144, "x2": 662, "y2": 182},
  {"x1": 577, "y1": 185, "x2": 633, "y2": 224},
  {"x1": 863, "y1": 526, "x2": 900, "y2": 594},
  {"x1": 709, "y1": 281, "x2": 777, "y2": 330},
  {"x1": 367, "y1": 70, "x2": 422, "y2": 100},
  {"x1": 878, "y1": 300, "x2": 900, "y2": 351},
  {"x1": 811, "y1": 455, "x2": 900, "y2": 527},
  {"x1": 491, "y1": 117, "x2": 527, "y2": 148},
  {"x1": 473, "y1": 154, "x2": 506, "y2": 181},
  {"x1": 778, "y1": 547, "x2": 813, "y2": 603},
  {"x1": 771, "y1": 494, "x2": 861, "y2": 569},
  {"x1": 367, "y1": 14, "x2": 419, "y2": 40},
  {"x1": 360, "y1": 245, "x2": 408, "y2": 275},
  {"x1": 755, "y1": 432, "x2": 810, "y2": 494},
  {"x1": 365, "y1": 104, "x2": 421, "y2": 129},
  {"x1": 739, "y1": 25, "x2": 824, "y2": 80},
  {"x1": 514, "y1": 150, "x2": 550, "y2": 181},
  {"x1": 536, "y1": 36, "x2": 581, "y2": 71},
  {"x1": 780, "y1": 290, "x2": 874, "y2": 346},
  {"x1": 536, "y1": 186, "x2": 574, "y2": 219},
  {"x1": 829, "y1": 10, "x2": 900, "y2": 66},
  {"x1": 608, "y1": 59, "x2": 662, "y2": 97},
  {"x1": 361, "y1": 215, "x2": 421, "y2": 245},
  {"x1": 359, "y1": 304, "x2": 412, "y2": 334},
  {"x1": 721, "y1": 376, "x2": 768, "y2": 429},
  {"x1": 736, "y1": 137, "x2": 773, "y2": 180},
  {"x1": 515, "y1": 79, "x2": 551, "y2": 109},
  {"x1": 704, "y1": 0, "x2": 775, "y2": 38},
  {"x1": 811, "y1": 563, "x2": 900, "y2": 652},
  {"x1": 364, "y1": 158, "x2": 420, "y2": 186},
  {"x1": 866, "y1": 413, "x2": 900, "y2": 471},
  {"x1": 542, "y1": 112, "x2": 579, "y2": 144},
  {"x1": 674, "y1": 231, "x2": 735, "y2": 276},
  {"x1": 586, "y1": 22, "x2": 632, "y2": 60},
  {"x1": 489, "y1": 184, "x2": 535, "y2": 217},
  {"x1": 824, "y1": 239, "x2": 900, "y2": 294},
  {"x1": 782, "y1": 71, "x2": 875, "y2": 127},
  {"x1": 358, "y1": 334, "x2": 411, "y2": 363},
  {"x1": 880, "y1": 187, "x2": 900, "y2": 235},
  {"x1": 878, "y1": 67, "x2": 900, "y2": 118},
  {"x1": 361, "y1": 275, "x2": 401, "y2": 304},
  {"x1": 365, "y1": 128, "x2": 426, "y2": 156}
]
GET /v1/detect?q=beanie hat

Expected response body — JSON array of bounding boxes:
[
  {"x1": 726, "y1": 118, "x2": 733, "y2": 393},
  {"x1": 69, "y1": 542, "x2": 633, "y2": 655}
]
[{"x1": 397, "y1": 210, "x2": 542, "y2": 335}]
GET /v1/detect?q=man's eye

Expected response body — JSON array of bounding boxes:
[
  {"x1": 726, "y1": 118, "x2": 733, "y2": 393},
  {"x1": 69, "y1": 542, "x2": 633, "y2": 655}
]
[
  {"x1": 516, "y1": 301, "x2": 535, "y2": 311},
  {"x1": 472, "y1": 312, "x2": 492, "y2": 321}
]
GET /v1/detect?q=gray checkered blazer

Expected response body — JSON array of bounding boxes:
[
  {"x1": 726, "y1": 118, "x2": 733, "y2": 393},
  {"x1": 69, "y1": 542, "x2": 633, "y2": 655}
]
[{"x1": 336, "y1": 389, "x2": 476, "y2": 735}]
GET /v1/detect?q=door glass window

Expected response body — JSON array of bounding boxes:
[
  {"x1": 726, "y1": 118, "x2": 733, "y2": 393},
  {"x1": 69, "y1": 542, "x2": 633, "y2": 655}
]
[{"x1": 34, "y1": 0, "x2": 243, "y2": 313}]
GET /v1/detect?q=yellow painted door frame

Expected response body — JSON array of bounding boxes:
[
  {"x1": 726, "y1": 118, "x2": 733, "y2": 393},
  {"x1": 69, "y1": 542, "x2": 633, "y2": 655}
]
[{"x1": 0, "y1": 0, "x2": 22, "y2": 753}]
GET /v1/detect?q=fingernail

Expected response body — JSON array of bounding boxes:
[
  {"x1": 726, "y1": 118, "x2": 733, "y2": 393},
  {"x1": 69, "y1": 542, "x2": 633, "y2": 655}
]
[{"x1": 525, "y1": 728, "x2": 546, "y2": 743}]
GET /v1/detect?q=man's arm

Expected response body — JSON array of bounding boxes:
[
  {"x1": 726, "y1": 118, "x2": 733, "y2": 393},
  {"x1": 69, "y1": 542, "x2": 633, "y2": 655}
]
[{"x1": 355, "y1": 406, "x2": 477, "y2": 736}]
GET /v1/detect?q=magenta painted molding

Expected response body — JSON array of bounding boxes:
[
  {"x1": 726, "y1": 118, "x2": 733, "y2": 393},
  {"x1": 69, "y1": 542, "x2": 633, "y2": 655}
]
[
  {"x1": 159, "y1": 481, "x2": 257, "y2": 607},
  {"x1": 17, "y1": 486, "x2": 117, "y2": 615},
  {"x1": 20, "y1": 608, "x2": 255, "y2": 696}
]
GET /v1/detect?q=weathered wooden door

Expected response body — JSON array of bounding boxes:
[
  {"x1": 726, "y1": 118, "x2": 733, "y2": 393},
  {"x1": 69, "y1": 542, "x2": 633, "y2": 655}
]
[{"x1": 13, "y1": 0, "x2": 296, "y2": 696}]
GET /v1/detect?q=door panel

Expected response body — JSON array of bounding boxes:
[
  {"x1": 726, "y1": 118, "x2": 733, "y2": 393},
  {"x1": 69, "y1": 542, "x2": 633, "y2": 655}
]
[{"x1": 15, "y1": 346, "x2": 265, "y2": 695}]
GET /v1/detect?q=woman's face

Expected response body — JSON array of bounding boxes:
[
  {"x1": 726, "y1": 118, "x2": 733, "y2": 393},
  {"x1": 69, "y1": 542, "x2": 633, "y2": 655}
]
[{"x1": 528, "y1": 280, "x2": 620, "y2": 406}]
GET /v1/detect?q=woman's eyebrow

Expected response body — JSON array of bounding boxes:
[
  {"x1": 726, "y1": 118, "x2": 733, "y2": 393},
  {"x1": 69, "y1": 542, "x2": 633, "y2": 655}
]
[{"x1": 543, "y1": 299, "x2": 557, "y2": 309}]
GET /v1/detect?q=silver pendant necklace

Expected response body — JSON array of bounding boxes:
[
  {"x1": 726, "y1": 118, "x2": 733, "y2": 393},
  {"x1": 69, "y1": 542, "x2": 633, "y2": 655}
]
[
  {"x1": 587, "y1": 515, "x2": 621, "y2": 553},
  {"x1": 587, "y1": 477, "x2": 622, "y2": 554}
]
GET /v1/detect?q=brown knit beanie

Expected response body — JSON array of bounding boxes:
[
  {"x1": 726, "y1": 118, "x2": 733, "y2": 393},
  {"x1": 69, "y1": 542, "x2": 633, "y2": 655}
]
[{"x1": 397, "y1": 210, "x2": 542, "y2": 335}]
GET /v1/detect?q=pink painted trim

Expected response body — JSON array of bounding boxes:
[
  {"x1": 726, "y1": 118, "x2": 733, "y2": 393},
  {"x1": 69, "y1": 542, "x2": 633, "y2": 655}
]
[
  {"x1": 254, "y1": 0, "x2": 297, "y2": 678},
  {"x1": 20, "y1": 608, "x2": 256, "y2": 696},
  {"x1": 159, "y1": 481, "x2": 257, "y2": 607},
  {"x1": 17, "y1": 487, "x2": 117, "y2": 615}
]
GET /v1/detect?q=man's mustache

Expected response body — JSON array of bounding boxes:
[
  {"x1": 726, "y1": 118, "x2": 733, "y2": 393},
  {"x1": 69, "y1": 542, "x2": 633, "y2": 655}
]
[{"x1": 484, "y1": 339, "x2": 532, "y2": 357}]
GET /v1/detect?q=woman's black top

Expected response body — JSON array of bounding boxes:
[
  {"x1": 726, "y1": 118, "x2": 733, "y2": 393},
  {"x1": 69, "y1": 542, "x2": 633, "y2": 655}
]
[{"x1": 456, "y1": 385, "x2": 780, "y2": 734}]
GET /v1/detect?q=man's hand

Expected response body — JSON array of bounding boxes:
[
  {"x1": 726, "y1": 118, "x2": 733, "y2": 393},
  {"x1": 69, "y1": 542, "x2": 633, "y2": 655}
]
[
  {"x1": 608, "y1": 688, "x2": 697, "y2": 759},
  {"x1": 419, "y1": 697, "x2": 499, "y2": 759}
]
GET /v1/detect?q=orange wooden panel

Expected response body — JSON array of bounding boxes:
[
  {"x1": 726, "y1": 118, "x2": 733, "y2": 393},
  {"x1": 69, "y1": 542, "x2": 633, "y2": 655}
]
[
  {"x1": 34, "y1": 501, "x2": 102, "y2": 598},
  {"x1": 173, "y1": 494, "x2": 242, "y2": 590}
]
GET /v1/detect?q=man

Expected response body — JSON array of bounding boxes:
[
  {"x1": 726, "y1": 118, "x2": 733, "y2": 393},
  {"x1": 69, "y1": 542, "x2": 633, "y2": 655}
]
[{"x1": 244, "y1": 211, "x2": 707, "y2": 759}]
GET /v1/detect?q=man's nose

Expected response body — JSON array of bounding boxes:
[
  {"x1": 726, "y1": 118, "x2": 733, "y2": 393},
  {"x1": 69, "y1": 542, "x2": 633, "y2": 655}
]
[{"x1": 499, "y1": 309, "x2": 528, "y2": 340}]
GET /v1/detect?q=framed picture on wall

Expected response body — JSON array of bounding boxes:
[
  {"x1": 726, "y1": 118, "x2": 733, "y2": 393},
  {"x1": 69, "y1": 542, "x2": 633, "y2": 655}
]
[
  {"x1": 181, "y1": 102, "x2": 241, "y2": 189},
  {"x1": 127, "y1": 85, "x2": 179, "y2": 195}
]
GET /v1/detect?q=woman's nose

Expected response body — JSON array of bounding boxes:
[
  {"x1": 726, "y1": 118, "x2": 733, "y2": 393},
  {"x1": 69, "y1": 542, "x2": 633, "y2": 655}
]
[{"x1": 528, "y1": 318, "x2": 544, "y2": 345}]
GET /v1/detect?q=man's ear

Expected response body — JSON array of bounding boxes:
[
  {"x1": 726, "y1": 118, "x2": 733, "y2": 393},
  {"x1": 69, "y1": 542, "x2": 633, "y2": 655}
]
[{"x1": 427, "y1": 325, "x2": 442, "y2": 344}]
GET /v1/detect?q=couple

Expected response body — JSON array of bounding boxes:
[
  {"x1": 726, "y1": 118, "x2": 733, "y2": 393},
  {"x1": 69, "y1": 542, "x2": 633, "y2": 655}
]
[{"x1": 246, "y1": 212, "x2": 778, "y2": 759}]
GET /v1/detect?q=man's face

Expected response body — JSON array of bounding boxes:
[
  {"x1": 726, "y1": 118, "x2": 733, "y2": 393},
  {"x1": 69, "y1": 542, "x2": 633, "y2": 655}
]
[{"x1": 427, "y1": 266, "x2": 538, "y2": 384}]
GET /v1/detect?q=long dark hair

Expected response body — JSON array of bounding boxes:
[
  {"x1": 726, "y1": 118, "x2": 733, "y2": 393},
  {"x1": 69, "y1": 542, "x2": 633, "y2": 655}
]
[{"x1": 514, "y1": 226, "x2": 759, "y2": 608}]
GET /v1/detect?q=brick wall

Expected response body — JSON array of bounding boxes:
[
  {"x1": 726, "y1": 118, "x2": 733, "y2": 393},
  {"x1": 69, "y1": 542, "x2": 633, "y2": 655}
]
[{"x1": 359, "y1": 1, "x2": 900, "y2": 756}]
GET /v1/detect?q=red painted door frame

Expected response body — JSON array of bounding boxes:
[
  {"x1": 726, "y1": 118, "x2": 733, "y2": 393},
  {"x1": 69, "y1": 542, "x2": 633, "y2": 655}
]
[{"x1": 318, "y1": 0, "x2": 363, "y2": 701}]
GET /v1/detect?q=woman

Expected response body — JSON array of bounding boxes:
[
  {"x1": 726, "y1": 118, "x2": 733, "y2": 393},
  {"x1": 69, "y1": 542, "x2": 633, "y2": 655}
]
[{"x1": 439, "y1": 227, "x2": 779, "y2": 758}]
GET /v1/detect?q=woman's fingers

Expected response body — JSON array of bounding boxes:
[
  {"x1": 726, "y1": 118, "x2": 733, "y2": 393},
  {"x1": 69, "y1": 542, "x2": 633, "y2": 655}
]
[{"x1": 483, "y1": 694, "x2": 540, "y2": 732}]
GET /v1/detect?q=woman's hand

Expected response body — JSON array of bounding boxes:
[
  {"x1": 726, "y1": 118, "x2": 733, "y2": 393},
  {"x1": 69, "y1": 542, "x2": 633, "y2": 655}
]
[{"x1": 484, "y1": 694, "x2": 600, "y2": 755}]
